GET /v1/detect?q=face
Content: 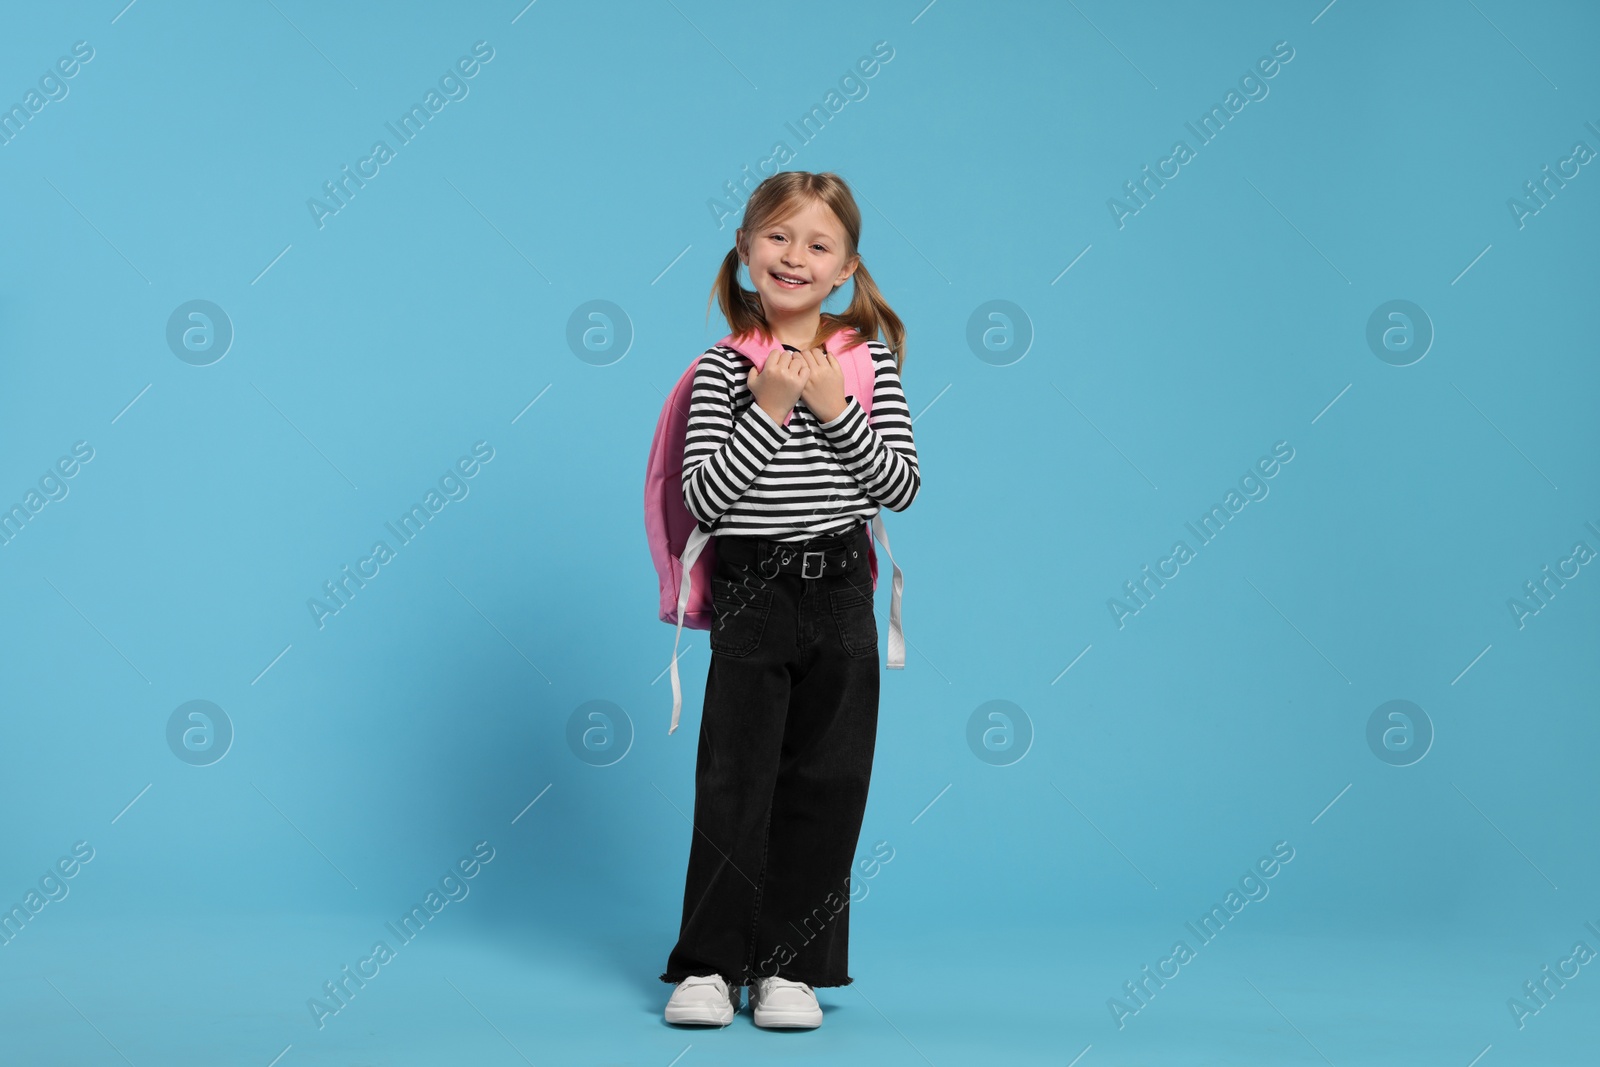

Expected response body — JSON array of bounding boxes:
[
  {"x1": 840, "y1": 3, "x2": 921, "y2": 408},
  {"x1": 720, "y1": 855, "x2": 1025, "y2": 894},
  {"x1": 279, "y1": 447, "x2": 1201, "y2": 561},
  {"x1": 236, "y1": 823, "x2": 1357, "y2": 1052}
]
[{"x1": 737, "y1": 198, "x2": 859, "y2": 316}]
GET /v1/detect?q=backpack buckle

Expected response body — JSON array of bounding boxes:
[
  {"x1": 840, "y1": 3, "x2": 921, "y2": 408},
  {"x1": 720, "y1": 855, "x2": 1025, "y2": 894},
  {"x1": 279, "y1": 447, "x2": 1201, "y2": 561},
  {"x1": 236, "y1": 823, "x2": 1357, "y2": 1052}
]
[{"x1": 801, "y1": 551, "x2": 826, "y2": 578}]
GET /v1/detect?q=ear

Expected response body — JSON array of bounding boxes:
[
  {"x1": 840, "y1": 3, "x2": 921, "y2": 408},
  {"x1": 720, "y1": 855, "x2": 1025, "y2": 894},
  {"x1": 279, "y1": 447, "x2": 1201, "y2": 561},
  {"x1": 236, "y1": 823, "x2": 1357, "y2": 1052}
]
[{"x1": 832, "y1": 252, "x2": 861, "y2": 289}]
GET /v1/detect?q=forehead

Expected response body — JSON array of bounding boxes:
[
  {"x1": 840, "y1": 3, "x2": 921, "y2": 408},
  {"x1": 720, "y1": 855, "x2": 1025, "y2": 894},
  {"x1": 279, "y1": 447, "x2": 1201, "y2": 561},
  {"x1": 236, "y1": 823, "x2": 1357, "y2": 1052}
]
[{"x1": 768, "y1": 199, "x2": 843, "y2": 239}]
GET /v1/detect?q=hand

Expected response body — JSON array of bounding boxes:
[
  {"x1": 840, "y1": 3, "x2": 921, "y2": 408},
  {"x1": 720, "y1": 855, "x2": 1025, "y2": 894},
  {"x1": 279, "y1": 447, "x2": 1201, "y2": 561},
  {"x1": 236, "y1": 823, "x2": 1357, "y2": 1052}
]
[
  {"x1": 747, "y1": 346, "x2": 810, "y2": 424},
  {"x1": 796, "y1": 346, "x2": 847, "y2": 423}
]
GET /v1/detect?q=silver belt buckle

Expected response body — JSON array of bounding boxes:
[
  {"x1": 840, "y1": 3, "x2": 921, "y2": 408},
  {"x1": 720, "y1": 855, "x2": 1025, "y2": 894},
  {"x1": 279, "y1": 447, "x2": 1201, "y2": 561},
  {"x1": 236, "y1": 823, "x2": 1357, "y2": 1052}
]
[{"x1": 801, "y1": 550, "x2": 825, "y2": 578}]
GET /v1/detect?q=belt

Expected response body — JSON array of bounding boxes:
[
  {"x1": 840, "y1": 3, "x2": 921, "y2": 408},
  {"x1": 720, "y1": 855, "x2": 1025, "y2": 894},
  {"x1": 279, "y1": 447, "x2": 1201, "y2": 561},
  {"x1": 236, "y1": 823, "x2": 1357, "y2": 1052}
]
[{"x1": 716, "y1": 527, "x2": 867, "y2": 580}]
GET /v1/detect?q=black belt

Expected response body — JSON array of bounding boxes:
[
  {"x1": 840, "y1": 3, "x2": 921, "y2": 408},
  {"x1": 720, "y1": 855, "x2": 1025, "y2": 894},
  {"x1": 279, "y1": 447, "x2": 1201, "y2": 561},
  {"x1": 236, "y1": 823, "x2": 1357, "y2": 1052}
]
[{"x1": 715, "y1": 526, "x2": 867, "y2": 580}]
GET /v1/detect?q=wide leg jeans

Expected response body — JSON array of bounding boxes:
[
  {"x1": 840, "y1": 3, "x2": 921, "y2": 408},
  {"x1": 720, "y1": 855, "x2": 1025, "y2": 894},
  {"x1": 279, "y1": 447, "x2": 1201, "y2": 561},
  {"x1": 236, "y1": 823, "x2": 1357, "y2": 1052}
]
[{"x1": 660, "y1": 523, "x2": 880, "y2": 989}]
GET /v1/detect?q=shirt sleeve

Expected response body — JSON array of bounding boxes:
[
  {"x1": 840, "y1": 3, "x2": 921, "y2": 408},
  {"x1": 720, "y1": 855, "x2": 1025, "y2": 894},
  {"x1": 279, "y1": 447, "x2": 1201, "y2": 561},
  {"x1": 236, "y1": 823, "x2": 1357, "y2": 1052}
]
[
  {"x1": 681, "y1": 352, "x2": 792, "y2": 529},
  {"x1": 815, "y1": 346, "x2": 921, "y2": 512}
]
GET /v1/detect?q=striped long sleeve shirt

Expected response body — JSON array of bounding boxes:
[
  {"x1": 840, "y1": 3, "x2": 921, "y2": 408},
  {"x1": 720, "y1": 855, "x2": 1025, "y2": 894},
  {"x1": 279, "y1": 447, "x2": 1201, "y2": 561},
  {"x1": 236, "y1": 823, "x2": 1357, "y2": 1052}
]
[{"x1": 681, "y1": 339, "x2": 920, "y2": 541}]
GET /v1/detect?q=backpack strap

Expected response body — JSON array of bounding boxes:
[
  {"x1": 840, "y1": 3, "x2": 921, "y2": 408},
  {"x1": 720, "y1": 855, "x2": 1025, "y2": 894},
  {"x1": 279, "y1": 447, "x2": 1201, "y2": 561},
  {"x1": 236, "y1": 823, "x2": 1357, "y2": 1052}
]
[
  {"x1": 828, "y1": 333, "x2": 903, "y2": 670},
  {"x1": 832, "y1": 335, "x2": 904, "y2": 669},
  {"x1": 839, "y1": 338, "x2": 875, "y2": 421},
  {"x1": 871, "y1": 513, "x2": 904, "y2": 670},
  {"x1": 668, "y1": 524, "x2": 712, "y2": 734}
]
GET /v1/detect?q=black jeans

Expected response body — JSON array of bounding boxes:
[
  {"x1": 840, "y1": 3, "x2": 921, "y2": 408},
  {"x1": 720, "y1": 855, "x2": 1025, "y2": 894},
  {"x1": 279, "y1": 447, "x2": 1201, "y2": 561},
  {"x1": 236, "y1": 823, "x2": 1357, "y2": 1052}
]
[{"x1": 660, "y1": 522, "x2": 880, "y2": 989}]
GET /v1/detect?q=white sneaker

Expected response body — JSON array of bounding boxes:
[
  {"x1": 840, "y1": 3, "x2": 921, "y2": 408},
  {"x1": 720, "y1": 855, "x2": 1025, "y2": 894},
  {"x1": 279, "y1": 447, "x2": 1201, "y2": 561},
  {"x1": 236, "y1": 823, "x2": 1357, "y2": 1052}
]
[
  {"x1": 749, "y1": 975, "x2": 823, "y2": 1029},
  {"x1": 664, "y1": 973, "x2": 741, "y2": 1026}
]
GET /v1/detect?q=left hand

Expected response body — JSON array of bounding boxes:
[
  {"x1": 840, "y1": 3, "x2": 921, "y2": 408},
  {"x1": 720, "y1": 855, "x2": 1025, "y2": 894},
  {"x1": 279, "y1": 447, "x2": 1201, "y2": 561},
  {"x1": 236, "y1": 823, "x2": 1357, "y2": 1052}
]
[{"x1": 796, "y1": 346, "x2": 847, "y2": 423}]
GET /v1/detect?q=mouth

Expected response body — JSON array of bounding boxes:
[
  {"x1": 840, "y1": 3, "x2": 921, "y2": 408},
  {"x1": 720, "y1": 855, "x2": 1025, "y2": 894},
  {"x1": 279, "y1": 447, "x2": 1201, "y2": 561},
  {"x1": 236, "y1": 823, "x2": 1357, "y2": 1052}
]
[{"x1": 769, "y1": 271, "x2": 808, "y2": 289}]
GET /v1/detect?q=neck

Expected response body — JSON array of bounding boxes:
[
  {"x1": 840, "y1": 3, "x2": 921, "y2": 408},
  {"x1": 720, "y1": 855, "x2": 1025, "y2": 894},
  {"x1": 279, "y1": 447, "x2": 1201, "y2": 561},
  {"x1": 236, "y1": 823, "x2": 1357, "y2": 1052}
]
[{"x1": 763, "y1": 305, "x2": 823, "y2": 351}]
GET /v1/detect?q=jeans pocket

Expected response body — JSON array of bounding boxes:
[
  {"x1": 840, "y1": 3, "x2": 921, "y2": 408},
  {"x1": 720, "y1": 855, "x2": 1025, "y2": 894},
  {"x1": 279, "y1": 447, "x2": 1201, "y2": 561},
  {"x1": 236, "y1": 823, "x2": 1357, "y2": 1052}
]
[
  {"x1": 709, "y1": 575, "x2": 773, "y2": 657},
  {"x1": 829, "y1": 584, "x2": 878, "y2": 658}
]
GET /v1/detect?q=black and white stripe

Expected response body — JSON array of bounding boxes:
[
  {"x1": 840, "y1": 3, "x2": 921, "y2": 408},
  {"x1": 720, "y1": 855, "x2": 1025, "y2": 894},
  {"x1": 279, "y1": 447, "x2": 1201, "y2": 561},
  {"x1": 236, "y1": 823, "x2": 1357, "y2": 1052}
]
[{"x1": 681, "y1": 339, "x2": 921, "y2": 541}]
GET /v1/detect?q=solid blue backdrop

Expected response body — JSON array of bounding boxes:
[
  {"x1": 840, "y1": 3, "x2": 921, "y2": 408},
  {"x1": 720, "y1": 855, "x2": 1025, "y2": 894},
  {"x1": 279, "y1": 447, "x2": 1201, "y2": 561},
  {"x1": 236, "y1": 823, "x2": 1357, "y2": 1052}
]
[{"x1": 1, "y1": 1, "x2": 1596, "y2": 1064}]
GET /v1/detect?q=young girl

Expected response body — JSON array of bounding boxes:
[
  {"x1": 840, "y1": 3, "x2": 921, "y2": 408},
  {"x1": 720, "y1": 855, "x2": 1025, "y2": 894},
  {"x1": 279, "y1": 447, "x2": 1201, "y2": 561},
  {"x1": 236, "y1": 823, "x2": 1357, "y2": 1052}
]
[{"x1": 660, "y1": 171, "x2": 921, "y2": 1030}]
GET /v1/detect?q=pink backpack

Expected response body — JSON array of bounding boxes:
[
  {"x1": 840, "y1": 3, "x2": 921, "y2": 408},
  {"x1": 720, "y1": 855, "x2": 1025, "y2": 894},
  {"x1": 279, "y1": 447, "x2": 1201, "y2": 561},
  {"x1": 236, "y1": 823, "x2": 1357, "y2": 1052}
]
[{"x1": 644, "y1": 325, "x2": 905, "y2": 734}]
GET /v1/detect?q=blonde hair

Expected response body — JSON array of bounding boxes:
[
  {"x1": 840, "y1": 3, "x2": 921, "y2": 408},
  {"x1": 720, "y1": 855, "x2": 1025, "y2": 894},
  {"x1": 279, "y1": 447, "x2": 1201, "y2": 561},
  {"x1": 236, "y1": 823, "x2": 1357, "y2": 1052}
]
[{"x1": 707, "y1": 170, "x2": 907, "y2": 373}]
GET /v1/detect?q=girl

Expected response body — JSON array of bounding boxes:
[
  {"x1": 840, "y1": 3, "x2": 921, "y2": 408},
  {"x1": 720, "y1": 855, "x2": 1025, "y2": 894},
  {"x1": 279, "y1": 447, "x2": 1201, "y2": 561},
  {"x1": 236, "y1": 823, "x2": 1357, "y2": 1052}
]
[{"x1": 659, "y1": 171, "x2": 921, "y2": 1030}]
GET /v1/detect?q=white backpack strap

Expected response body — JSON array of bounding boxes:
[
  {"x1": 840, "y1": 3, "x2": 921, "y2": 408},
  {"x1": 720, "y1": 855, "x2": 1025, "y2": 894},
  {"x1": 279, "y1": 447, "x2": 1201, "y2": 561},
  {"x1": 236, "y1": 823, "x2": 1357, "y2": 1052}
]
[
  {"x1": 669, "y1": 524, "x2": 712, "y2": 734},
  {"x1": 870, "y1": 514, "x2": 904, "y2": 669}
]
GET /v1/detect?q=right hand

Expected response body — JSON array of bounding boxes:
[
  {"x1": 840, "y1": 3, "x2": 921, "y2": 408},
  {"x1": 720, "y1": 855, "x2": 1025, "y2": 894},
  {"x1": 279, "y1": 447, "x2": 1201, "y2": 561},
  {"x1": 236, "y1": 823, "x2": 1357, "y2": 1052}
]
[{"x1": 747, "y1": 346, "x2": 810, "y2": 423}]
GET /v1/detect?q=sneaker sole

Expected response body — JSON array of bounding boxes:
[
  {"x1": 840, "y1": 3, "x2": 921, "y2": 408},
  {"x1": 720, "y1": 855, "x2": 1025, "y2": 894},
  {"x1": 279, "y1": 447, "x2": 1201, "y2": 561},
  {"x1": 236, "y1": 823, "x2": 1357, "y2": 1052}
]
[
  {"x1": 664, "y1": 1003, "x2": 735, "y2": 1026},
  {"x1": 752, "y1": 1007, "x2": 822, "y2": 1029}
]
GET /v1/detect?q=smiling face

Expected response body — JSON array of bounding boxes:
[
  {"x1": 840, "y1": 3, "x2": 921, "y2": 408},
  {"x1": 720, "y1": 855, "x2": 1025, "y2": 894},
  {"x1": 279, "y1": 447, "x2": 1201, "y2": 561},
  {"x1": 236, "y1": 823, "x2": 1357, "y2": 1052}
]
[{"x1": 737, "y1": 197, "x2": 860, "y2": 320}]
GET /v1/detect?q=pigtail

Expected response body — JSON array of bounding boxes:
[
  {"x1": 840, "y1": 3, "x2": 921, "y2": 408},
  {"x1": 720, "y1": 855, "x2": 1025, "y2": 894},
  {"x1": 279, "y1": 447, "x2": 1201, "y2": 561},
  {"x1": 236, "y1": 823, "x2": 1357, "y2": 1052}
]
[
  {"x1": 831, "y1": 260, "x2": 906, "y2": 375},
  {"x1": 706, "y1": 245, "x2": 764, "y2": 340}
]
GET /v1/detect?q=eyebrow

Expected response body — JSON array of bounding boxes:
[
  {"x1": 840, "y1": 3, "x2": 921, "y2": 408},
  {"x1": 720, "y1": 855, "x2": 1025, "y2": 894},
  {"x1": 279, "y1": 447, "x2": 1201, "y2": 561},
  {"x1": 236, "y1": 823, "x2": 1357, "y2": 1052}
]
[{"x1": 769, "y1": 226, "x2": 840, "y2": 242}]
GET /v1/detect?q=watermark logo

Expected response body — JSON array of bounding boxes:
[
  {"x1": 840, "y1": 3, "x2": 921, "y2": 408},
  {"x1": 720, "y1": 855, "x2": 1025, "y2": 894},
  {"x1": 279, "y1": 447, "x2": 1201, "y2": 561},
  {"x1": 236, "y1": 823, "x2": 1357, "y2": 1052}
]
[
  {"x1": 966, "y1": 699, "x2": 1034, "y2": 766},
  {"x1": 1365, "y1": 699, "x2": 1433, "y2": 767},
  {"x1": 308, "y1": 441, "x2": 495, "y2": 630},
  {"x1": 1365, "y1": 299, "x2": 1433, "y2": 367},
  {"x1": 1507, "y1": 920, "x2": 1600, "y2": 1029},
  {"x1": 1108, "y1": 840, "x2": 1295, "y2": 1029},
  {"x1": 965, "y1": 300, "x2": 1033, "y2": 366},
  {"x1": 1109, "y1": 441, "x2": 1295, "y2": 629},
  {"x1": 566, "y1": 700, "x2": 634, "y2": 767},
  {"x1": 166, "y1": 300, "x2": 234, "y2": 366},
  {"x1": 307, "y1": 42, "x2": 495, "y2": 230},
  {"x1": 1507, "y1": 122, "x2": 1599, "y2": 230},
  {"x1": 0, "y1": 441, "x2": 95, "y2": 549},
  {"x1": 0, "y1": 40, "x2": 94, "y2": 149},
  {"x1": 752, "y1": 839, "x2": 894, "y2": 979},
  {"x1": 166, "y1": 700, "x2": 234, "y2": 767},
  {"x1": 0, "y1": 840, "x2": 95, "y2": 948},
  {"x1": 1108, "y1": 40, "x2": 1295, "y2": 229},
  {"x1": 565, "y1": 300, "x2": 633, "y2": 366},
  {"x1": 706, "y1": 41, "x2": 895, "y2": 229},
  {"x1": 1506, "y1": 522, "x2": 1597, "y2": 630},
  {"x1": 306, "y1": 840, "x2": 496, "y2": 1029}
]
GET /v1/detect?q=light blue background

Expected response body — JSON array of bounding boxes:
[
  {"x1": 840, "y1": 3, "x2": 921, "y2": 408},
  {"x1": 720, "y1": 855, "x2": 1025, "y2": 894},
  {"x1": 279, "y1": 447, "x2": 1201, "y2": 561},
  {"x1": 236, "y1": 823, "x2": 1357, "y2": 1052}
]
[{"x1": 1, "y1": 1, "x2": 1596, "y2": 1064}]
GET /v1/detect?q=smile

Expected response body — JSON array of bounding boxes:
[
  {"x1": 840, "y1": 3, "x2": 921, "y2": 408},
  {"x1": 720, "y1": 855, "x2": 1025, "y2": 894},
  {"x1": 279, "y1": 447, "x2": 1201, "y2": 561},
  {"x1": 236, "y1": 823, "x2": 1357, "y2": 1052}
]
[{"x1": 770, "y1": 272, "x2": 808, "y2": 288}]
